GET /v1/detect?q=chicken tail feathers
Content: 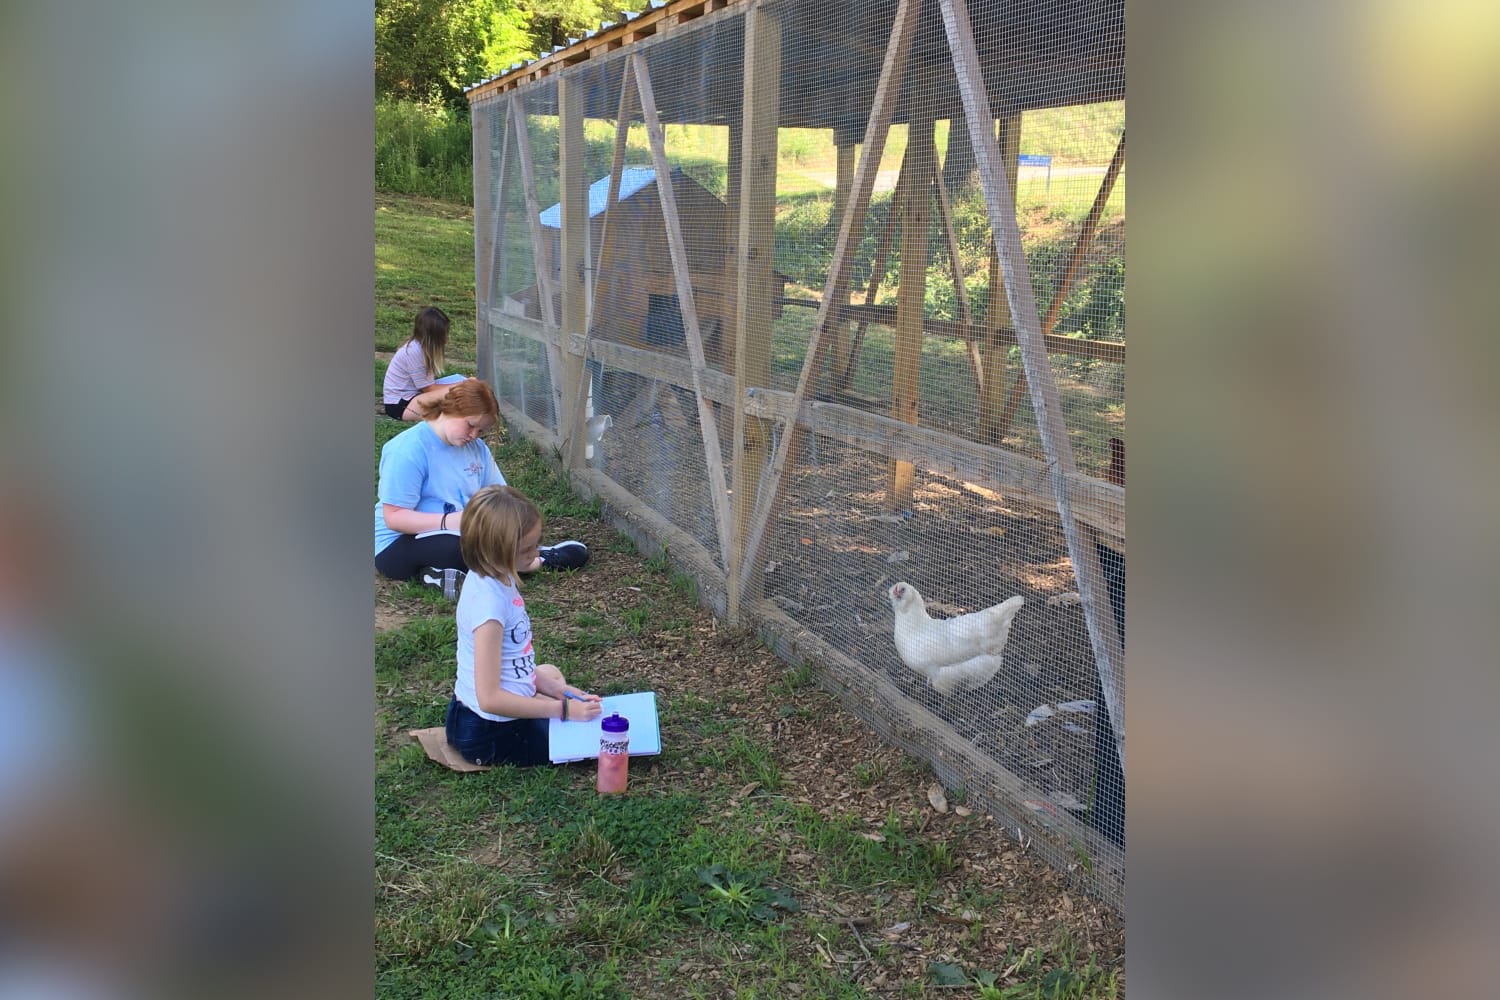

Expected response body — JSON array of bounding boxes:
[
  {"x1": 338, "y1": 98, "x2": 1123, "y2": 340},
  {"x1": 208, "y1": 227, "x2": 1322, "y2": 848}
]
[{"x1": 978, "y1": 595, "x2": 1025, "y2": 655}]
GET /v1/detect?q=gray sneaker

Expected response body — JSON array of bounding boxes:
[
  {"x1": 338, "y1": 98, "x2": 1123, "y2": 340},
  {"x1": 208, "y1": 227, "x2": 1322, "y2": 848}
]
[{"x1": 419, "y1": 566, "x2": 465, "y2": 599}]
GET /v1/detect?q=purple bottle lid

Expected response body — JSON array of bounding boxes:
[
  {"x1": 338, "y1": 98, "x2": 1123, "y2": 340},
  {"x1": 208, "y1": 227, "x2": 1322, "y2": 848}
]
[{"x1": 601, "y1": 713, "x2": 628, "y2": 734}]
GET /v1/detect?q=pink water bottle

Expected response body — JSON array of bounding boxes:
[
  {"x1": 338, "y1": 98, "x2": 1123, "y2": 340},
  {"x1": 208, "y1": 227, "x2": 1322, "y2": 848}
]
[{"x1": 597, "y1": 713, "x2": 629, "y2": 794}]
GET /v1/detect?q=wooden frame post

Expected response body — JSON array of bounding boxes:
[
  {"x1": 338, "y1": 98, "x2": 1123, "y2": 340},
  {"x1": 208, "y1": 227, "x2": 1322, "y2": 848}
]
[
  {"x1": 723, "y1": 113, "x2": 743, "y2": 381},
  {"x1": 482, "y1": 102, "x2": 513, "y2": 392},
  {"x1": 993, "y1": 128, "x2": 1126, "y2": 441},
  {"x1": 933, "y1": 150, "x2": 983, "y2": 393},
  {"x1": 473, "y1": 102, "x2": 494, "y2": 388},
  {"x1": 737, "y1": 0, "x2": 920, "y2": 595},
  {"x1": 561, "y1": 67, "x2": 639, "y2": 464},
  {"x1": 727, "y1": 3, "x2": 780, "y2": 621},
  {"x1": 836, "y1": 152, "x2": 908, "y2": 394},
  {"x1": 824, "y1": 134, "x2": 858, "y2": 381},
  {"x1": 978, "y1": 113, "x2": 1020, "y2": 445},
  {"x1": 508, "y1": 93, "x2": 567, "y2": 430},
  {"x1": 558, "y1": 78, "x2": 589, "y2": 468},
  {"x1": 590, "y1": 66, "x2": 636, "y2": 312},
  {"x1": 940, "y1": 0, "x2": 1125, "y2": 772},
  {"x1": 631, "y1": 52, "x2": 735, "y2": 569},
  {"x1": 888, "y1": 112, "x2": 936, "y2": 508}
]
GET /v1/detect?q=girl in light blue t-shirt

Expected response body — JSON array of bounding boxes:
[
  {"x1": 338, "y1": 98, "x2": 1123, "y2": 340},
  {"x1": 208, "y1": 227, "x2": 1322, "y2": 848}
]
[{"x1": 374, "y1": 377, "x2": 590, "y2": 584}]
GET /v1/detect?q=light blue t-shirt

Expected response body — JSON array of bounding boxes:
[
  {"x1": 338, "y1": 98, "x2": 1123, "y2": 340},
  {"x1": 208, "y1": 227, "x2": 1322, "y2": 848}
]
[{"x1": 374, "y1": 421, "x2": 505, "y2": 555}]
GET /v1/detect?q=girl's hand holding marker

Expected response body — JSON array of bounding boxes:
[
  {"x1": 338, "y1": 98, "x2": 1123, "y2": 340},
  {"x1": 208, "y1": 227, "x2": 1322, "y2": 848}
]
[{"x1": 560, "y1": 690, "x2": 603, "y2": 723}]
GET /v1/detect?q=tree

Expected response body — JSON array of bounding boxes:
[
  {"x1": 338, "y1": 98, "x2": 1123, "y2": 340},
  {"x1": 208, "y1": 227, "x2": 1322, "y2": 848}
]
[
  {"x1": 524, "y1": 1, "x2": 644, "y2": 54},
  {"x1": 376, "y1": 0, "x2": 643, "y2": 107},
  {"x1": 377, "y1": 0, "x2": 483, "y2": 105},
  {"x1": 482, "y1": 4, "x2": 535, "y2": 76}
]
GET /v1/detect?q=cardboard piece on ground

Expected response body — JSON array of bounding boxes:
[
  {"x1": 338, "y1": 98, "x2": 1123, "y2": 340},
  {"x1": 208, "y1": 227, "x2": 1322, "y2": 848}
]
[{"x1": 409, "y1": 727, "x2": 491, "y2": 772}]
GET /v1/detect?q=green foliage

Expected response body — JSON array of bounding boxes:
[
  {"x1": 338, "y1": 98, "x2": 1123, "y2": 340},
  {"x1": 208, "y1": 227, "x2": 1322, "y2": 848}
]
[
  {"x1": 778, "y1": 128, "x2": 823, "y2": 166},
  {"x1": 1019, "y1": 101, "x2": 1125, "y2": 164},
  {"x1": 481, "y1": 4, "x2": 537, "y2": 73},
  {"x1": 377, "y1": 1, "x2": 646, "y2": 108},
  {"x1": 526, "y1": 2, "x2": 646, "y2": 54},
  {"x1": 376, "y1": 97, "x2": 476, "y2": 203},
  {"x1": 377, "y1": 0, "x2": 502, "y2": 105},
  {"x1": 1057, "y1": 256, "x2": 1125, "y2": 340},
  {"x1": 679, "y1": 863, "x2": 800, "y2": 928}
]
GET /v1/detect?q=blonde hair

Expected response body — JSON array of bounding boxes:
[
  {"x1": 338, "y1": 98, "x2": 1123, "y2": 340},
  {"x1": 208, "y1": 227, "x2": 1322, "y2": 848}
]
[
  {"x1": 411, "y1": 307, "x2": 449, "y2": 385},
  {"x1": 460, "y1": 485, "x2": 542, "y2": 586}
]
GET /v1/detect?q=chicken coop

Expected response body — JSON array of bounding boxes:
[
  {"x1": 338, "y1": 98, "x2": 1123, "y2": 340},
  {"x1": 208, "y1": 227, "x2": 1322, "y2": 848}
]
[
  {"x1": 507, "y1": 164, "x2": 791, "y2": 429},
  {"x1": 467, "y1": 0, "x2": 1126, "y2": 905}
]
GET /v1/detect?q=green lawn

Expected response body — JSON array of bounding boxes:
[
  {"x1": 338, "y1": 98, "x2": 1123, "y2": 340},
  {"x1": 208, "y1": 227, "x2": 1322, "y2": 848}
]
[{"x1": 376, "y1": 194, "x2": 481, "y2": 359}]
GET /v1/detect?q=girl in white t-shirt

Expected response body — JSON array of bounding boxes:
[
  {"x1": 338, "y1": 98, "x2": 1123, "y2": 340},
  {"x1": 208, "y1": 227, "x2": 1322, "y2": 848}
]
[
  {"x1": 443, "y1": 485, "x2": 602, "y2": 766},
  {"x1": 382, "y1": 306, "x2": 466, "y2": 421}
]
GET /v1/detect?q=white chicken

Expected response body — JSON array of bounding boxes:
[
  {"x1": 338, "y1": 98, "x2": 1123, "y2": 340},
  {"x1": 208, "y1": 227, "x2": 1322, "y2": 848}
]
[{"x1": 888, "y1": 582, "x2": 1024, "y2": 695}]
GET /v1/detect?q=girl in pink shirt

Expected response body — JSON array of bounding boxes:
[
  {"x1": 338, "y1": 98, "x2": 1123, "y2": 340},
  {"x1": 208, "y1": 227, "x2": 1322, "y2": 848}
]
[{"x1": 382, "y1": 306, "x2": 465, "y2": 420}]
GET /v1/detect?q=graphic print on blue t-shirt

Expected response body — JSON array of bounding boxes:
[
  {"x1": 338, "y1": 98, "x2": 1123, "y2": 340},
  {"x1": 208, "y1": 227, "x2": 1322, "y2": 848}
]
[{"x1": 374, "y1": 421, "x2": 506, "y2": 555}]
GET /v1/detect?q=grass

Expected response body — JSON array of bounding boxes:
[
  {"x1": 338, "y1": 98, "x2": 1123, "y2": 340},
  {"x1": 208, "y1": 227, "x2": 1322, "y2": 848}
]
[
  {"x1": 374, "y1": 192, "x2": 1122, "y2": 998},
  {"x1": 763, "y1": 298, "x2": 1123, "y2": 477},
  {"x1": 375, "y1": 193, "x2": 481, "y2": 359},
  {"x1": 379, "y1": 92, "x2": 1123, "y2": 208}
]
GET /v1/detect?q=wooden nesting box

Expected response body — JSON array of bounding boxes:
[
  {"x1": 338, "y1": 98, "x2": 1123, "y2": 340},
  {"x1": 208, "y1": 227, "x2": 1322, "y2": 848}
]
[{"x1": 531, "y1": 166, "x2": 788, "y2": 372}]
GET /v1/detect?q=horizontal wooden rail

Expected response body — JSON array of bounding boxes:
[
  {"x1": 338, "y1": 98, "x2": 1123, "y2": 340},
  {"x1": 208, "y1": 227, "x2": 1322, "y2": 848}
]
[
  {"x1": 489, "y1": 310, "x2": 1124, "y2": 547},
  {"x1": 777, "y1": 297, "x2": 1125, "y2": 364}
]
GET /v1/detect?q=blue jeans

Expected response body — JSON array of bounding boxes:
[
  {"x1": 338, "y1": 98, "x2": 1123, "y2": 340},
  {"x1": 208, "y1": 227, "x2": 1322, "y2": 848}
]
[{"x1": 444, "y1": 698, "x2": 550, "y2": 767}]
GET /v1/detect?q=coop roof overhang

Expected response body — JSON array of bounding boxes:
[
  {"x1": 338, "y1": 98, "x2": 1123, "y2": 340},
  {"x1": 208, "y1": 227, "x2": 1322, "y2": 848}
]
[
  {"x1": 464, "y1": 0, "x2": 1124, "y2": 124},
  {"x1": 538, "y1": 166, "x2": 662, "y2": 228}
]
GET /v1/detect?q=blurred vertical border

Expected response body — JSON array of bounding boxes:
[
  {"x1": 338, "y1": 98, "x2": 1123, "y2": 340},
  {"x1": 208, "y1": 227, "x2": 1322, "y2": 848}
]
[
  {"x1": 0, "y1": 2, "x2": 374, "y2": 997},
  {"x1": 1131, "y1": 0, "x2": 1500, "y2": 998}
]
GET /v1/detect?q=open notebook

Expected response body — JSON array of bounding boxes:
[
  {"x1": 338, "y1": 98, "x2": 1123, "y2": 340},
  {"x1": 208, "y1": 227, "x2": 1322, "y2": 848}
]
[{"x1": 548, "y1": 691, "x2": 661, "y2": 764}]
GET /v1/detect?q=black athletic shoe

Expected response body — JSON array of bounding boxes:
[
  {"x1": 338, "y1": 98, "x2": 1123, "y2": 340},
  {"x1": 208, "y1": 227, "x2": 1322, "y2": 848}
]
[
  {"x1": 538, "y1": 541, "x2": 589, "y2": 571},
  {"x1": 419, "y1": 566, "x2": 465, "y2": 599}
]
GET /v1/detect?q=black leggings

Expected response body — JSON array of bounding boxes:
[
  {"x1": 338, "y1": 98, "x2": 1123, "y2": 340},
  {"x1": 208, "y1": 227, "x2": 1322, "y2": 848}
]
[
  {"x1": 445, "y1": 698, "x2": 551, "y2": 767},
  {"x1": 375, "y1": 533, "x2": 465, "y2": 581}
]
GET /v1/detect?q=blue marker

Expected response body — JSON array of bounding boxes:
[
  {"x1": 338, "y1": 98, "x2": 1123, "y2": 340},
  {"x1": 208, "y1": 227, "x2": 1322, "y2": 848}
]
[{"x1": 564, "y1": 691, "x2": 593, "y2": 702}]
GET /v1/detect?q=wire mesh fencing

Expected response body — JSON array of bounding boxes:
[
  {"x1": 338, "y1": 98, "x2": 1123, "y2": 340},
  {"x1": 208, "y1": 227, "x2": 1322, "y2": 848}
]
[{"x1": 470, "y1": 0, "x2": 1125, "y2": 906}]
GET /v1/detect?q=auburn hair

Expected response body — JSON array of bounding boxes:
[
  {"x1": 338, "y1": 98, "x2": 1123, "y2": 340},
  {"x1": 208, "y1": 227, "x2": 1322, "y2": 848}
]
[{"x1": 425, "y1": 377, "x2": 499, "y2": 426}]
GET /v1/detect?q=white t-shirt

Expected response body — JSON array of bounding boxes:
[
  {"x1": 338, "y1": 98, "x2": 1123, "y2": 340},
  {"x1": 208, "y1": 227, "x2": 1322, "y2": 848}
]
[
  {"x1": 453, "y1": 572, "x2": 535, "y2": 721},
  {"x1": 383, "y1": 339, "x2": 437, "y2": 404}
]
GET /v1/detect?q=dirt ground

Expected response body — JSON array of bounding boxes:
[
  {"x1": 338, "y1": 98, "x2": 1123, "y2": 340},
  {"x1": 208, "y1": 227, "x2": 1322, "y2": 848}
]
[
  {"x1": 588, "y1": 393, "x2": 1124, "y2": 845},
  {"x1": 376, "y1": 503, "x2": 1125, "y2": 988}
]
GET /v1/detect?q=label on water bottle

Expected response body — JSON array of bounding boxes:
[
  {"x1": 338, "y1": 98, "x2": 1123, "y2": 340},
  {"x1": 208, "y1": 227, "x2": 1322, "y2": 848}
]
[{"x1": 600, "y1": 737, "x2": 629, "y2": 755}]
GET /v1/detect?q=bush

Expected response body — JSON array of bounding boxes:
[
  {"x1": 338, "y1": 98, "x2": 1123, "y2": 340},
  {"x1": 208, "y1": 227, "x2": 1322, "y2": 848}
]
[{"x1": 376, "y1": 96, "x2": 475, "y2": 203}]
